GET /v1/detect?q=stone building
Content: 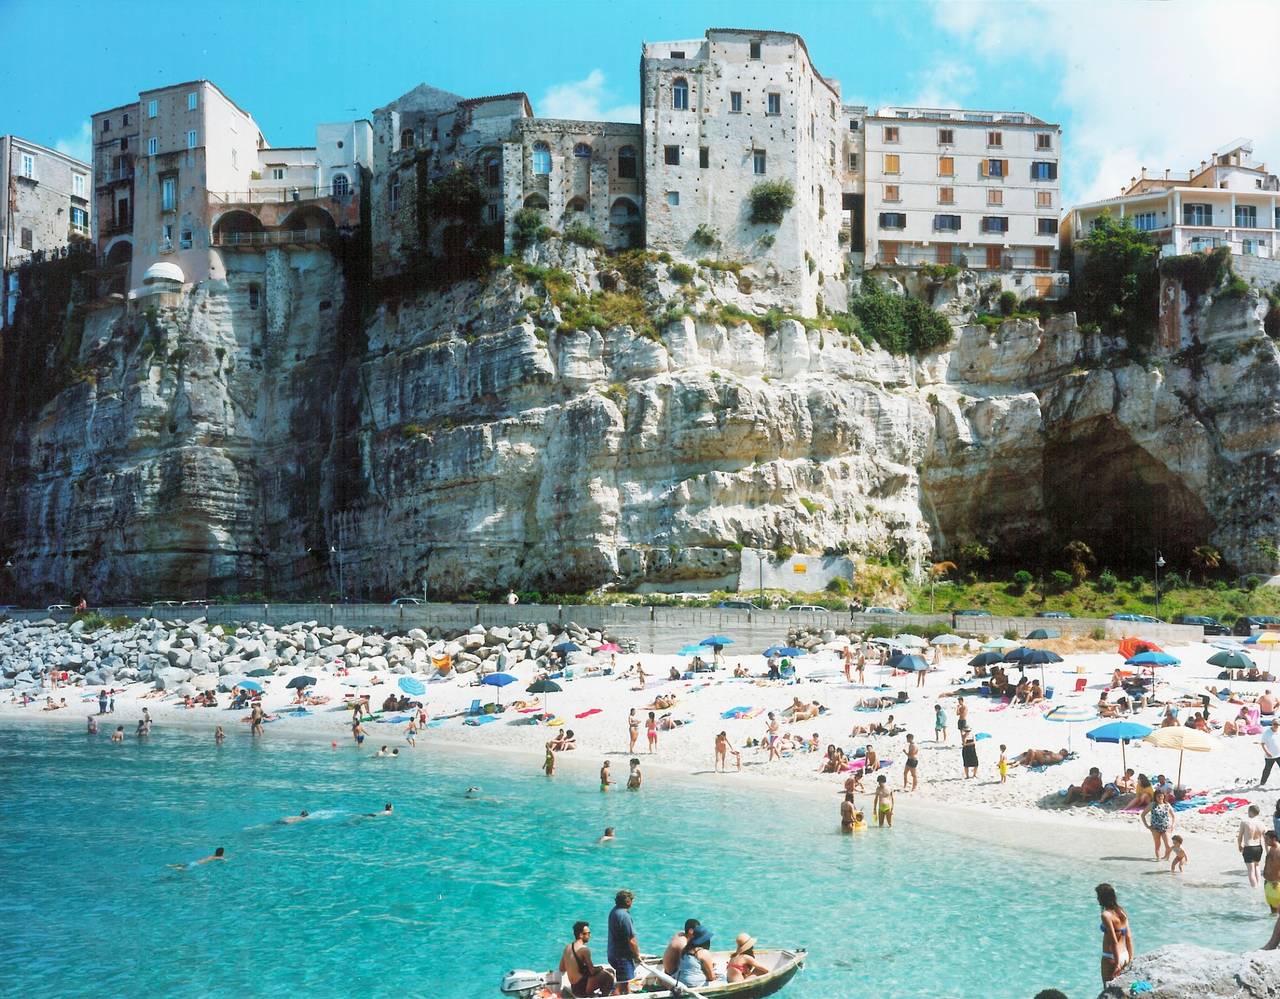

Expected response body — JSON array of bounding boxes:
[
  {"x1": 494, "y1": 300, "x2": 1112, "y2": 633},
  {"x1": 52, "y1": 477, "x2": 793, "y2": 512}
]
[
  {"x1": 90, "y1": 80, "x2": 371, "y2": 299},
  {"x1": 1, "y1": 135, "x2": 91, "y2": 327},
  {"x1": 863, "y1": 106, "x2": 1063, "y2": 290},
  {"x1": 502, "y1": 119, "x2": 643, "y2": 251},
  {"x1": 640, "y1": 29, "x2": 848, "y2": 315}
]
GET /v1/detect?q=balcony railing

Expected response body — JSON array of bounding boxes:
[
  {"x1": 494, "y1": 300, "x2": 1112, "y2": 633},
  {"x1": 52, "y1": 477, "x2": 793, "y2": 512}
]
[
  {"x1": 873, "y1": 245, "x2": 1060, "y2": 270},
  {"x1": 209, "y1": 186, "x2": 356, "y2": 205},
  {"x1": 211, "y1": 228, "x2": 332, "y2": 247},
  {"x1": 96, "y1": 168, "x2": 134, "y2": 186}
]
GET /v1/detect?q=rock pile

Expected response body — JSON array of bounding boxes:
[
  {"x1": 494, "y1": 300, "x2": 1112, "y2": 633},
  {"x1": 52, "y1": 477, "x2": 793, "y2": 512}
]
[
  {"x1": 0, "y1": 616, "x2": 621, "y2": 690},
  {"x1": 1111, "y1": 944, "x2": 1280, "y2": 998}
]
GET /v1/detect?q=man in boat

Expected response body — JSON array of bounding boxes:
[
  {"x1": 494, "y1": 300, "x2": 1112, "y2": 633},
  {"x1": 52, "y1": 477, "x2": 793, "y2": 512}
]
[
  {"x1": 560, "y1": 921, "x2": 616, "y2": 997},
  {"x1": 607, "y1": 889, "x2": 640, "y2": 993},
  {"x1": 662, "y1": 918, "x2": 700, "y2": 975}
]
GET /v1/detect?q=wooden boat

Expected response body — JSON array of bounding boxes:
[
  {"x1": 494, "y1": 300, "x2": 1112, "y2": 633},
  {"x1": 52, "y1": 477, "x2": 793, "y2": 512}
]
[{"x1": 500, "y1": 948, "x2": 806, "y2": 998}]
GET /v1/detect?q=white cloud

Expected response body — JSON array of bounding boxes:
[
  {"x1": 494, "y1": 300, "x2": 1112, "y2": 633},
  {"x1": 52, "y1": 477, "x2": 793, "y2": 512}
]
[
  {"x1": 930, "y1": 0, "x2": 1280, "y2": 205},
  {"x1": 539, "y1": 70, "x2": 640, "y2": 123},
  {"x1": 54, "y1": 121, "x2": 92, "y2": 164},
  {"x1": 908, "y1": 62, "x2": 976, "y2": 110}
]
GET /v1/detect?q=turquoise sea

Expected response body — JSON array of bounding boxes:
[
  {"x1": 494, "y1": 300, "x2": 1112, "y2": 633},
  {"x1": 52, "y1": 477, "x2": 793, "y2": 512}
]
[{"x1": 0, "y1": 722, "x2": 1258, "y2": 998}]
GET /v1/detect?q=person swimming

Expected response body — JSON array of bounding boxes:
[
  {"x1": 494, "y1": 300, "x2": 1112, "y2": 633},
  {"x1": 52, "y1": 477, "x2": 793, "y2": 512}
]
[
  {"x1": 280, "y1": 811, "x2": 311, "y2": 824},
  {"x1": 598, "y1": 827, "x2": 616, "y2": 843},
  {"x1": 363, "y1": 803, "x2": 394, "y2": 818},
  {"x1": 170, "y1": 847, "x2": 226, "y2": 869},
  {"x1": 465, "y1": 786, "x2": 481, "y2": 798}
]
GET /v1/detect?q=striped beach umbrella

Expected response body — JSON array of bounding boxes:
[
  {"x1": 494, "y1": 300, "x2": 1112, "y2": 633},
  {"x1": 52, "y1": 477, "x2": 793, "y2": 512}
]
[{"x1": 1045, "y1": 704, "x2": 1096, "y2": 751}]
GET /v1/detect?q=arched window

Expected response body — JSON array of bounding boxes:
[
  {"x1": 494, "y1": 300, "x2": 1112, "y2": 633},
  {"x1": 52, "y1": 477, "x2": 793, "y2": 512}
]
[
  {"x1": 524, "y1": 193, "x2": 549, "y2": 210},
  {"x1": 331, "y1": 173, "x2": 350, "y2": 198},
  {"x1": 566, "y1": 197, "x2": 587, "y2": 213},
  {"x1": 618, "y1": 146, "x2": 637, "y2": 180},
  {"x1": 610, "y1": 197, "x2": 639, "y2": 224},
  {"x1": 400, "y1": 128, "x2": 415, "y2": 150},
  {"x1": 389, "y1": 175, "x2": 402, "y2": 212},
  {"x1": 531, "y1": 142, "x2": 552, "y2": 175},
  {"x1": 672, "y1": 77, "x2": 689, "y2": 111},
  {"x1": 485, "y1": 156, "x2": 500, "y2": 187},
  {"x1": 574, "y1": 143, "x2": 592, "y2": 159}
]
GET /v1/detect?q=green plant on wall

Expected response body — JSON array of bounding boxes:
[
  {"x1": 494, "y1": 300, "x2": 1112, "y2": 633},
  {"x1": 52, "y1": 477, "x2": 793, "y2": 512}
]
[{"x1": 748, "y1": 180, "x2": 795, "y2": 225}]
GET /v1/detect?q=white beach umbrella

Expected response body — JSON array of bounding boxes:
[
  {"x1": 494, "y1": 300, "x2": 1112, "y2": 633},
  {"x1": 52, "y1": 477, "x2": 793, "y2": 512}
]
[
  {"x1": 1143, "y1": 726, "x2": 1213, "y2": 788},
  {"x1": 930, "y1": 634, "x2": 967, "y2": 647},
  {"x1": 894, "y1": 634, "x2": 928, "y2": 648},
  {"x1": 1044, "y1": 704, "x2": 1097, "y2": 751}
]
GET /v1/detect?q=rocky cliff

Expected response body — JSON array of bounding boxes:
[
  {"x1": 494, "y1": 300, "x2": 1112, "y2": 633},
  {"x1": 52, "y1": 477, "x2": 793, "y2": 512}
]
[{"x1": 1, "y1": 241, "x2": 1277, "y2": 601}]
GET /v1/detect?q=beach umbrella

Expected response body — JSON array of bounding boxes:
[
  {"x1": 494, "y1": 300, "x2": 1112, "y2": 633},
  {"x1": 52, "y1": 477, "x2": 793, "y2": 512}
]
[
  {"x1": 1143, "y1": 726, "x2": 1213, "y2": 788},
  {"x1": 1242, "y1": 633, "x2": 1261, "y2": 645},
  {"x1": 931, "y1": 634, "x2": 966, "y2": 647},
  {"x1": 1256, "y1": 632, "x2": 1280, "y2": 668},
  {"x1": 552, "y1": 642, "x2": 582, "y2": 654},
  {"x1": 1086, "y1": 721, "x2": 1153, "y2": 771},
  {"x1": 236, "y1": 679, "x2": 265, "y2": 693},
  {"x1": 479, "y1": 672, "x2": 514, "y2": 704},
  {"x1": 763, "y1": 646, "x2": 805, "y2": 658},
  {"x1": 1045, "y1": 704, "x2": 1096, "y2": 751},
  {"x1": 969, "y1": 652, "x2": 1004, "y2": 669},
  {"x1": 893, "y1": 634, "x2": 928, "y2": 648},
  {"x1": 1025, "y1": 628, "x2": 1060, "y2": 640},
  {"x1": 247, "y1": 667, "x2": 273, "y2": 677},
  {"x1": 1125, "y1": 651, "x2": 1180, "y2": 667},
  {"x1": 894, "y1": 655, "x2": 929, "y2": 672},
  {"x1": 982, "y1": 638, "x2": 1019, "y2": 650},
  {"x1": 700, "y1": 636, "x2": 734, "y2": 649},
  {"x1": 526, "y1": 677, "x2": 562, "y2": 712},
  {"x1": 286, "y1": 675, "x2": 317, "y2": 690},
  {"x1": 1207, "y1": 650, "x2": 1255, "y2": 671},
  {"x1": 398, "y1": 676, "x2": 426, "y2": 696},
  {"x1": 594, "y1": 643, "x2": 621, "y2": 653},
  {"x1": 677, "y1": 644, "x2": 704, "y2": 656},
  {"x1": 1013, "y1": 647, "x2": 1064, "y2": 686}
]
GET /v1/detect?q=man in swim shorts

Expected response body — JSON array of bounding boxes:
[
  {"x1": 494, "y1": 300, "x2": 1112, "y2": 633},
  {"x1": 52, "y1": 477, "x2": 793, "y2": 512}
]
[
  {"x1": 1263, "y1": 831, "x2": 1280, "y2": 914},
  {"x1": 903, "y1": 733, "x2": 919, "y2": 791},
  {"x1": 873, "y1": 774, "x2": 894, "y2": 828},
  {"x1": 840, "y1": 791, "x2": 856, "y2": 833},
  {"x1": 1240, "y1": 804, "x2": 1267, "y2": 887},
  {"x1": 363, "y1": 803, "x2": 394, "y2": 818},
  {"x1": 560, "y1": 921, "x2": 615, "y2": 997}
]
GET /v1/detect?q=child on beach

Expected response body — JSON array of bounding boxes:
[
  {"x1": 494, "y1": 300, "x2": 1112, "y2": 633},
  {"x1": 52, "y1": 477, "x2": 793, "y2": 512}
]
[
  {"x1": 646, "y1": 711, "x2": 658, "y2": 752},
  {"x1": 406, "y1": 718, "x2": 418, "y2": 747},
  {"x1": 1170, "y1": 835, "x2": 1187, "y2": 873},
  {"x1": 543, "y1": 746, "x2": 556, "y2": 777},
  {"x1": 998, "y1": 745, "x2": 1009, "y2": 784}
]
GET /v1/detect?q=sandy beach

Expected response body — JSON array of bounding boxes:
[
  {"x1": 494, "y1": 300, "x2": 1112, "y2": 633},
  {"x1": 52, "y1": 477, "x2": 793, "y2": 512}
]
[{"x1": 7, "y1": 622, "x2": 1279, "y2": 870}]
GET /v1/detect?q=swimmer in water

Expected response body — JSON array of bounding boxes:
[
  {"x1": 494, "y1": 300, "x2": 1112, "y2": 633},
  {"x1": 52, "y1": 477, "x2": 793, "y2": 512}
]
[
  {"x1": 111, "y1": 726, "x2": 125, "y2": 743},
  {"x1": 170, "y1": 847, "x2": 226, "y2": 869},
  {"x1": 598, "y1": 827, "x2": 616, "y2": 843},
  {"x1": 363, "y1": 803, "x2": 394, "y2": 818},
  {"x1": 214, "y1": 726, "x2": 225, "y2": 745},
  {"x1": 465, "y1": 786, "x2": 481, "y2": 798},
  {"x1": 280, "y1": 810, "x2": 311, "y2": 824},
  {"x1": 375, "y1": 745, "x2": 390, "y2": 757}
]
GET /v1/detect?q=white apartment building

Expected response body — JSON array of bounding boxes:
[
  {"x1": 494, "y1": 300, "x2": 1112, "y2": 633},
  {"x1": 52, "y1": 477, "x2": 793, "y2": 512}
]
[
  {"x1": 641, "y1": 29, "x2": 848, "y2": 315},
  {"x1": 864, "y1": 107, "x2": 1062, "y2": 278},
  {"x1": 1062, "y1": 140, "x2": 1280, "y2": 261},
  {"x1": 1, "y1": 135, "x2": 91, "y2": 328}
]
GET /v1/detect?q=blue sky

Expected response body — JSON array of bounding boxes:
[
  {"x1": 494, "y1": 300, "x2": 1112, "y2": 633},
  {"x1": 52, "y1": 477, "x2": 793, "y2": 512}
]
[{"x1": 4, "y1": 0, "x2": 1277, "y2": 205}]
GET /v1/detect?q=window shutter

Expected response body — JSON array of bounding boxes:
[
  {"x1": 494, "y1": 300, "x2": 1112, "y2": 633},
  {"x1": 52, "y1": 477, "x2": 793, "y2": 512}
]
[
  {"x1": 980, "y1": 160, "x2": 988, "y2": 178},
  {"x1": 1002, "y1": 160, "x2": 1009, "y2": 177},
  {"x1": 1049, "y1": 163, "x2": 1058, "y2": 180}
]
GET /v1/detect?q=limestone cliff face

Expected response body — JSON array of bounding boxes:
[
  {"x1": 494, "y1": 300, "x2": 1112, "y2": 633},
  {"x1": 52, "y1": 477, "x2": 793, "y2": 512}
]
[{"x1": 1, "y1": 242, "x2": 1277, "y2": 601}]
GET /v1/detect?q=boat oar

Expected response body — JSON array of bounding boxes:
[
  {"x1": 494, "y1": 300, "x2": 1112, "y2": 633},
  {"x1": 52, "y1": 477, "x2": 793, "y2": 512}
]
[{"x1": 635, "y1": 962, "x2": 712, "y2": 999}]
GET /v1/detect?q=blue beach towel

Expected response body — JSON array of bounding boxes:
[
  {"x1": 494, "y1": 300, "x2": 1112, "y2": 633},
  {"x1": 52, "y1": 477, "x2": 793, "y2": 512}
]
[
  {"x1": 463, "y1": 715, "x2": 499, "y2": 727},
  {"x1": 720, "y1": 706, "x2": 751, "y2": 719}
]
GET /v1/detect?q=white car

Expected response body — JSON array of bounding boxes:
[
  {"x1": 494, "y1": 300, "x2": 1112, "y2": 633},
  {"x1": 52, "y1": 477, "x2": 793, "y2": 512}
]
[
  {"x1": 390, "y1": 596, "x2": 422, "y2": 606},
  {"x1": 786, "y1": 604, "x2": 829, "y2": 613},
  {"x1": 47, "y1": 604, "x2": 72, "y2": 612}
]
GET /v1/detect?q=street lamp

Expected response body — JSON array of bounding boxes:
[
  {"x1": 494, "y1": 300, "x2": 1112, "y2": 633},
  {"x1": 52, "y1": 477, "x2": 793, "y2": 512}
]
[
  {"x1": 1154, "y1": 552, "x2": 1166, "y2": 612},
  {"x1": 757, "y1": 551, "x2": 767, "y2": 608}
]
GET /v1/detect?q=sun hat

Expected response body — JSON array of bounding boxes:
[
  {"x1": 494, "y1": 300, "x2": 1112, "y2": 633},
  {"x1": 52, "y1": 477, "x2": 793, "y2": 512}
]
[
  {"x1": 734, "y1": 933, "x2": 757, "y2": 952},
  {"x1": 687, "y1": 927, "x2": 712, "y2": 949}
]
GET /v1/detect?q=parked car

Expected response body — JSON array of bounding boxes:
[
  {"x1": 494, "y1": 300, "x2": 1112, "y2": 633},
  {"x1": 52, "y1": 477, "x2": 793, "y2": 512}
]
[
  {"x1": 786, "y1": 604, "x2": 829, "y2": 613},
  {"x1": 47, "y1": 604, "x2": 71, "y2": 612},
  {"x1": 1171, "y1": 614, "x2": 1230, "y2": 636},
  {"x1": 954, "y1": 609, "x2": 992, "y2": 617},
  {"x1": 153, "y1": 600, "x2": 181, "y2": 607},
  {"x1": 1040, "y1": 611, "x2": 1073, "y2": 619},
  {"x1": 180, "y1": 599, "x2": 209, "y2": 606},
  {"x1": 717, "y1": 600, "x2": 759, "y2": 610},
  {"x1": 390, "y1": 596, "x2": 422, "y2": 606},
  {"x1": 1234, "y1": 614, "x2": 1280, "y2": 637},
  {"x1": 863, "y1": 606, "x2": 898, "y2": 615},
  {"x1": 1109, "y1": 612, "x2": 1163, "y2": 624}
]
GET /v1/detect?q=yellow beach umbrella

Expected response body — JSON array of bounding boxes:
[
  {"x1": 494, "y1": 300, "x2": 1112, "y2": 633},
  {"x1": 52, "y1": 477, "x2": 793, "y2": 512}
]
[
  {"x1": 1256, "y1": 631, "x2": 1279, "y2": 669},
  {"x1": 1143, "y1": 726, "x2": 1213, "y2": 789}
]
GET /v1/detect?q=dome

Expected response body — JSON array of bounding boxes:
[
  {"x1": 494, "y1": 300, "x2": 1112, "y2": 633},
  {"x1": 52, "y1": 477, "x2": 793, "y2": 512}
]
[{"x1": 142, "y1": 261, "x2": 185, "y2": 285}]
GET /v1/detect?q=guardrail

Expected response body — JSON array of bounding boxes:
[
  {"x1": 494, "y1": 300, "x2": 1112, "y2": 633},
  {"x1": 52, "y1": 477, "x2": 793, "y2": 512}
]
[
  {"x1": 1, "y1": 602, "x2": 1207, "y2": 652},
  {"x1": 211, "y1": 228, "x2": 331, "y2": 247},
  {"x1": 209, "y1": 187, "x2": 356, "y2": 205}
]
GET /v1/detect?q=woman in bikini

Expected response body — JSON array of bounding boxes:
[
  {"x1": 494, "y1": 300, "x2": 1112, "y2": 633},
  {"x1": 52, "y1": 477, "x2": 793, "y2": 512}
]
[
  {"x1": 646, "y1": 711, "x2": 658, "y2": 753},
  {"x1": 725, "y1": 933, "x2": 770, "y2": 983},
  {"x1": 714, "y1": 731, "x2": 741, "y2": 772},
  {"x1": 627, "y1": 708, "x2": 639, "y2": 753},
  {"x1": 1095, "y1": 882, "x2": 1133, "y2": 984}
]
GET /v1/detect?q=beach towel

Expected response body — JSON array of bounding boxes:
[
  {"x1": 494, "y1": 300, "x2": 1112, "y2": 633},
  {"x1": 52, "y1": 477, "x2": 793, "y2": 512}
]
[
  {"x1": 1198, "y1": 796, "x2": 1251, "y2": 815},
  {"x1": 1173, "y1": 797, "x2": 1209, "y2": 812},
  {"x1": 574, "y1": 708, "x2": 602, "y2": 719},
  {"x1": 425, "y1": 718, "x2": 448, "y2": 728},
  {"x1": 721, "y1": 706, "x2": 752, "y2": 719},
  {"x1": 546, "y1": 717, "x2": 565, "y2": 727},
  {"x1": 463, "y1": 715, "x2": 499, "y2": 727},
  {"x1": 375, "y1": 714, "x2": 413, "y2": 724},
  {"x1": 1119, "y1": 802, "x2": 1145, "y2": 814}
]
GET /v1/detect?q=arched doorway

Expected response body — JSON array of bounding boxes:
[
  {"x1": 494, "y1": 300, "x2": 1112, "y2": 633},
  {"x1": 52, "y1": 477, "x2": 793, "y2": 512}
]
[
  {"x1": 212, "y1": 210, "x2": 265, "y2": 246},
  {"x1": 105, "y1": 239, "x2": 133, "y2": 266}
]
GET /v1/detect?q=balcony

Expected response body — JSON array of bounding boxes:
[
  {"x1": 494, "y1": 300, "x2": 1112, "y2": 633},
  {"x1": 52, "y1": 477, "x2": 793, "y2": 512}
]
[
  {"x1": 873, "y1": 245, "x2": 1060, "y2": 271},
  {"x1": 211, "y1": 227, "x2": 333, "y2": 248},
  {"x1": 209, "y1": 186, "x2": 353, "y2": 206}
]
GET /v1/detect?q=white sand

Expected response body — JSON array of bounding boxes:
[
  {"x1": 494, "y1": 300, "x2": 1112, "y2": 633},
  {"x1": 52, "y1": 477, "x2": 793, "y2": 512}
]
[{"x1": 7, "y1": 637, "x2": 1279, "y2": 867}]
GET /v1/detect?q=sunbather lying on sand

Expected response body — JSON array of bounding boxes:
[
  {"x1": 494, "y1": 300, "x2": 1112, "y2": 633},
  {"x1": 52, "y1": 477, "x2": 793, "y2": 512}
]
[
  {"x1": 645, "y1": 694, "x2": 677, "y2": 710},
  {"x1": 787, "y1": 700, "x2": 824, "y2": 723},
  {"x1": 1014, "y1": 748, "x2": 1070, "y2": 767}
]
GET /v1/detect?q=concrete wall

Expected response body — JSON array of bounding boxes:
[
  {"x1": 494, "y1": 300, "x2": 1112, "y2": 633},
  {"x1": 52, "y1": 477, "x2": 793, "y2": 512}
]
[{"x1": 737, "y1": 547, "x2": 854, "y2": 594}]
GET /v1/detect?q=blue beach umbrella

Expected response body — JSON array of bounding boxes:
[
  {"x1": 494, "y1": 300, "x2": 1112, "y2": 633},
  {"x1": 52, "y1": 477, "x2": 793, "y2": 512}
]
[
  {"x1": 678, "y1": 644, "x2": 705, "y2": 656},
  {"x1": 969, "y1": 652, "x2": 1004, "y2": 669},
  {"x1": 1125, "y1": 651, "x2": 1180, "y2": 667},
  {"x1": 552, "y1": 642, "x2": 582, "y2": 654},
  {"x1": 891, "y1": 654, "x2": 929, "y2": 672},
  {"x1": 763, "y1": 646, "x2": 805, "y2": 658},
  {"x1": 398, "y1": 676, "x2": 426, "y2": 696},
  {"x1": 236, "y1": 679, "x2": 265, "y2": 693},
  {"x1": 480, "y1": 672, "x2": 516, "y2": 705},
  {"x1": 1087, "y1": 720, "x2": 1153, "y2": 771},
  {"x1": 1045, "y1": 704, "x2": 1096, "y2": 751},
  {"x1": 700, "y1": 636, "x2": 734, "y2": 648}
]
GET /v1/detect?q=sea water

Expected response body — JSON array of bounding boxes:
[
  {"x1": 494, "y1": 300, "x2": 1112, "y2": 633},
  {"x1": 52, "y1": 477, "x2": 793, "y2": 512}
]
[{"x1": 0, "y1": 722, "x2": 1258, "y2": 998}]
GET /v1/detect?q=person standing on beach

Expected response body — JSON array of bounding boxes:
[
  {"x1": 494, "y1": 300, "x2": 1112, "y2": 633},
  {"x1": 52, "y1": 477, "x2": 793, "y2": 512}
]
[
  {"x1": 714, "y1": 731, "x2": 741, "y2": 772},
  {"x1": 600, "y1": 760, "x2": 613, "y2": 791},
  {"x1": 934, "y1": 703, "x2": 947, "y2": 742},
  {"x1": 1262, "y1": 831, "x2": 1280, "y2": 914},
  {"x1": 1260, "y1": 717, "x2": 1280, "y2": 786},
  {"x1": 903, "y1": 734, "x2": 919, "y2": 791},
  {"x1": 960, "y1": 728, "x2": 979, "y2": 779},
  {"x1": 1095, "y1": 882, "x2": 1133, "y2": 984},
  {"x1": 645, "y1": 712, "x2": 658, "y2": 753},
  {"x1": 840, "y1": 791, "x2": 857, "y2": 833},
  {"x1": 97, "y1": 690, "x2": 108, "y2": 715},
  {"x1": 873, "y1": 775, "x2": 894, "y2": 828},
  {"x1": 406, "y1": 717, "x2": 418, "y2": 747},
  {"x1": 607, "y1": 890, "x2": 640, "y2": 994},
  {"x1": 842, "y1": 646, "x2": 853, "y2": 683},
  {"x1": 544, "y1": 746, "x2": 556, "y2": 777},
  {"x1": 765, "y1": 712, "x2": 781, "y2": 761},
  {"x1": 955, "y1": 696, "x2": 968, "y2": 731},
  {"x1": 998, "y1": 744, "x2": 1009, "y2": 784},
  {"x1": 1239, "y1": 804, "x2": 1267, "y2": 888},
  {"x1": 250, "y1": 702, "x2": 264, "y2": 738},
  {"x1": 1142, "y1": 791, "x2": 1175, "y2": 861},
  {"x1": 627, "y1": 709, "x2": 639, "y2": 754}
]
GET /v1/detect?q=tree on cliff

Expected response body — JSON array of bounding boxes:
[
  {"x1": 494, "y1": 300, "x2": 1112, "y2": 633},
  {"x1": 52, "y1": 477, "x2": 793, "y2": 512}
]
[{"x1": 1071, "y1": 213, "x2": 1159, "y2": 343}]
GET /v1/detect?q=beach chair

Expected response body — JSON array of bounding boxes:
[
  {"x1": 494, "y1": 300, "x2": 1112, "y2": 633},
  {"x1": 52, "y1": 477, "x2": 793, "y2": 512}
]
[
  {"x1": 466, "y1": 698, "x2": 482, "y2": 716},
  {"x1": 1073, "y1": 677, "x2": 1087, "y2": 693}
]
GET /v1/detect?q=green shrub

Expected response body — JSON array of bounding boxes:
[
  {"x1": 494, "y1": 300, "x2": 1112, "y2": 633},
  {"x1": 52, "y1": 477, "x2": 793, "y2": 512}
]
[
  {"x1": 799, "y1": 497, "x2": 821, "y2": 515},
  {"x1": 748, "y1": 179, "x2": 796, "y2": 224},
  {"x1": 512, "y1": 208, "x2": 543, "y2": 249},
  {"x1": 1049, "y1": 569, "x2": 1073, "y2": 593},
  {"x1": 422, "y1": 167, "x2": 486, "y2": 220},
  {"x1": 773, "y1": 544, "x2": 796, "y2": 562},
  {"x1": 849, "y1": 278, "x2": 952, "y2": 355},
  {"x1": 757, "y1": 234, "x2": 775, "y2": 249},
  {"x1": 1095, "y1": 569, "x2": 1118, "y2": 594},
  {"x1": 1073, "y1": 213, "x2": 1159, "y2": 342},
  {"x1": 1003, "y1": 628, "x2": 1019, "y2": 641},
  {"x1": 1215, "y1": 273, "x2": 1250, "y2": 301},
  {"x1": 691, "y1": 223, "x2": 720, "y2": 248},
  {"x1": 1010, "y1": 569, "x2": 1033, "y2": 595},
  {"x1": 1128, "y1": 574, "x2": 1147, "y2": 592},
  {"x1": 669, "y1": 263, "x2": 695, "y2": 284},
  {"x1": 564, "y1": 221, "x2": 604, "y2": 249},
  {"x1": 603, "y1": 382, "x2": 628, "y2": 407},
  {"x1": 1089, "y1": 626, "x2": 1107, "y2": 640},
  {"x1": 402, "y1": 423, "x2": 425, "y2": 437},
  {"x1": 826, "y1": 577, "x2": 853, "y2": 595},
  {"x1": 998, "y1": 290, "x2": 1018, "y2": 316},
  {"x1": 698, "y1": 258, "x2": 742, "y2": 274},
  {"x1": 1244, "y1": 575, "x2": 1261, "y2": 591},
  {"x1": 918, "y1": 263, "x2": 960, "y2": 283},
  {"x1": 1160, "y1": 246, "x2": 1231, "y2": 304},
  {"x1": 73, "y1": 611, "x2": 108, "y2": 631}
]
